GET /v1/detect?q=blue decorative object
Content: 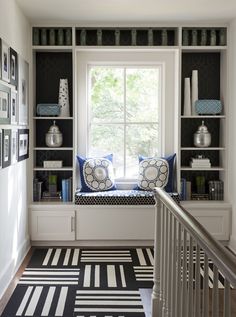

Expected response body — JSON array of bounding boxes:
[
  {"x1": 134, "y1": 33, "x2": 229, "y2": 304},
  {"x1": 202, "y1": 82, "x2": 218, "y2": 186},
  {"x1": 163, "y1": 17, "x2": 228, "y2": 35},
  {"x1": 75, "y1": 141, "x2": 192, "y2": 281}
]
[
  {"x1": 136, "y1": 153, "x2": 176, "y2": 192},
  {"x1": 37, "y1": 104, "x2": 60, "y2": 116},
  {"x1": 77, "y1": 154, "x2": 116, "y2": 192},
  {"x1": 195, "y1": 100, "x2": 222, "y2": 115}
]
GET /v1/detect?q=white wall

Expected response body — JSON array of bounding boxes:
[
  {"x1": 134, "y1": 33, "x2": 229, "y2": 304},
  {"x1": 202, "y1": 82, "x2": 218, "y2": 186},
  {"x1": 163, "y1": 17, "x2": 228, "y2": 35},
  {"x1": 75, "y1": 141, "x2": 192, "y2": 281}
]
[
  {"x1": 228, "y1": 19, "x2": 236, "y2": 253},
  {"x1": 0, "y1": 0, "x2": 31, "y2": 298}
]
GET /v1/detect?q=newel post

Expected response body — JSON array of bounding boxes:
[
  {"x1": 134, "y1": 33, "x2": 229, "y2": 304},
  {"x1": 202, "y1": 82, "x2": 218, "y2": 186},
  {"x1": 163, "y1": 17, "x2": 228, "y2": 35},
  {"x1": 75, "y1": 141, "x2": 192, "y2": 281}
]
[{"x1": 152, "y1": 193, "x2": 162, "y2": 316}]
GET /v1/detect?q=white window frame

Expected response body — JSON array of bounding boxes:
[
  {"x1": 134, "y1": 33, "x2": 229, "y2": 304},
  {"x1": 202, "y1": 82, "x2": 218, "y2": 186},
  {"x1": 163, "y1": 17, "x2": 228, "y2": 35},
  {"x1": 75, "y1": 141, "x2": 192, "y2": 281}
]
[{"x1": 76, "y1": 49, "x2": 179, "y2": 188}]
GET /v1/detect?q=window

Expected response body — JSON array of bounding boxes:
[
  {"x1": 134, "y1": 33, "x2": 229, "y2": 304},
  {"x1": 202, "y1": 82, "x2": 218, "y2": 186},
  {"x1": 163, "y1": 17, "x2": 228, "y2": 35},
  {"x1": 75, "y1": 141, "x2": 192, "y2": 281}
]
[
  {"x1": 77, "y1": 50, "x2": 178, "y2": 186},
  {"x1": 88, "y1": 66, "x2": 161, "y2": 179}
]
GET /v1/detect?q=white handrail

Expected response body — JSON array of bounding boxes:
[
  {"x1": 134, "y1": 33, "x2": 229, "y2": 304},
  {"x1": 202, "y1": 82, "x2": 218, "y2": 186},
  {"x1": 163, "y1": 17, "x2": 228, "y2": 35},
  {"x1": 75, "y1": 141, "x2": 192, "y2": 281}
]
[{"x1": 152, "y1": 188, "x2": 236, "y2": 317}]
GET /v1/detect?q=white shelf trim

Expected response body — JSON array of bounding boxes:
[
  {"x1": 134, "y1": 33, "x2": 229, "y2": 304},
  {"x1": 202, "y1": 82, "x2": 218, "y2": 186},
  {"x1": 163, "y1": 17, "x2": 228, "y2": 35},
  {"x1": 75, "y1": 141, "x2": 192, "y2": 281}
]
[
  {"x1": 33, "y1": 167, "x2": 73, "y2": 171},
  {"x1": 181, "y1": 147, "x2": 225, "y2": 150},
  {"x1": 181, "y1": 115, "x2": 226, "y2": 118},
  {"x1": 33, "y1": 116, "x2": 73, "y2": 120},
  {"x1": 181, "y1": 166, "x2": 224, "y2": 171},
  {"x1": 33, "y1": 147, "x2": 73, "y2": 150}
]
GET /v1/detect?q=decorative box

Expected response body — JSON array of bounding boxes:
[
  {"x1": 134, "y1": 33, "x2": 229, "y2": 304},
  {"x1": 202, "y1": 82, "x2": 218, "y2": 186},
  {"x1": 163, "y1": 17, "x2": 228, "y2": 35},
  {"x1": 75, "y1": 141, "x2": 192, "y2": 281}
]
[
  {"x1": 43, "y1": 160, "x2": 63, "y2": 168},
  {"x1": 195, "y1": 100, "x2": 222, "y2": 115},
  {"x1": 37, "y1": 103, "x2": 60, "y2": 116}
]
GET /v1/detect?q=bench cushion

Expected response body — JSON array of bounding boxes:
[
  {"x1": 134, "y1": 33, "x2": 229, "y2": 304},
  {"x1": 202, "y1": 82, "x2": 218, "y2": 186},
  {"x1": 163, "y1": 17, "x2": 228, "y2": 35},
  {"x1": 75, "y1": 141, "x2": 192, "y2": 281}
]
[
  {"x1": 75, "y1": 189, "x2": 180, "y2": 205},
  {"x1": 75, "y1": 189, "x2": 155, "y2": 205}
]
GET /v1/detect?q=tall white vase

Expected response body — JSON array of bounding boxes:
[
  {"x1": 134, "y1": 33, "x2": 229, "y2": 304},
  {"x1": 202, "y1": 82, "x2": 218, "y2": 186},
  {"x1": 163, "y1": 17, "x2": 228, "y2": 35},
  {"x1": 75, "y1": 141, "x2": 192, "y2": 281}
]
[
  {"x1": 58, "y1": 78, "x2": 70, "y2": 117},
  {"x1": 183, "y1": 77, "x2": 191, "y2": 116},
  {"x1": 191, "y1": 70, "x2": 198, "y2": 116}
]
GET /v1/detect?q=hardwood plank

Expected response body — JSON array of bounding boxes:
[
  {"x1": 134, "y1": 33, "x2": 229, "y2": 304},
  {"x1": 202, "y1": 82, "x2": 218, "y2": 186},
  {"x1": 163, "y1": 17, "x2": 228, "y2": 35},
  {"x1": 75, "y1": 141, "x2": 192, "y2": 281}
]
[{"x1": 0, "y1": 248, "x2": 33, "y2": 315}]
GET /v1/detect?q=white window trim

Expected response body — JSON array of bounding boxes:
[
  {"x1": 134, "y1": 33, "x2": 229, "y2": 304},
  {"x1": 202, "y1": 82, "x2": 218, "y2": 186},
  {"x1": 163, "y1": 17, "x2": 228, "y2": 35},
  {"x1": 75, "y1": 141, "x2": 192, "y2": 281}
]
[{"x1": 76, "y1": 49, "x2": 179, "y2": 189}]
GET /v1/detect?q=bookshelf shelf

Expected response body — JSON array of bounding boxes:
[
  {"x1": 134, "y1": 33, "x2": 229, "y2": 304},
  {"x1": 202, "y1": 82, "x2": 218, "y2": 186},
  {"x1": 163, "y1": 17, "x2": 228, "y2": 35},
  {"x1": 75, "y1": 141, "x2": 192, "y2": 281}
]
[
  {"x1": 180, "y1": 167, "x2": 224, "y2": 171},
  {"x1": 34, "y1": 167, "x2": 73, "y2": 171},
  {"x1": 181, "y1": 147, "x2": 225, "y2": 150}
]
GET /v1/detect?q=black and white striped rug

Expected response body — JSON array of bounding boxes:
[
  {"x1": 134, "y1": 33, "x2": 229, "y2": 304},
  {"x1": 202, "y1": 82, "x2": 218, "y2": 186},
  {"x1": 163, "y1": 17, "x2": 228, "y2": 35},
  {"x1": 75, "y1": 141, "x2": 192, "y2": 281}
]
[{"x1": 1, "y1": 248, "x2": 154, "y2": 317}]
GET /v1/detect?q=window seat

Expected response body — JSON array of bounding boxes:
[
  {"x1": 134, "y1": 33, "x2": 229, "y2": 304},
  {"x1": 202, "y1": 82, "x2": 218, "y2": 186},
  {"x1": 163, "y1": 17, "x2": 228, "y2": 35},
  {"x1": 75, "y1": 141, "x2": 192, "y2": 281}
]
[
  {"x1": 74, "y1": 190, "x2": 179, "y2": 242},
  {"x1": 75, "y1": 189, "x2": 179, "y2": 205}
]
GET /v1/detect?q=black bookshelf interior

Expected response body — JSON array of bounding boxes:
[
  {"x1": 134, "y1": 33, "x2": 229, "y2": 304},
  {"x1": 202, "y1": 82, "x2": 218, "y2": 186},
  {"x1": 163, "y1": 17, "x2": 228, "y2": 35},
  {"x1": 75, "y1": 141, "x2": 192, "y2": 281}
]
[
  {"x1": 34, "y1": 52, "x2": 73, "y2": 199},
  {"x1": 181, "y1": 52, "x2": 223, "y2": 200}
]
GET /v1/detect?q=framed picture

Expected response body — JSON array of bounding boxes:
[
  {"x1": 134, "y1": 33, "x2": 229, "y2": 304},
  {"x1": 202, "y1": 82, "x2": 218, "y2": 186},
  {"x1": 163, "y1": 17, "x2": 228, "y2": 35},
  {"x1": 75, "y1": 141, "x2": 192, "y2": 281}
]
[
  {"x1": 18, "y1": 57, "x2": 29, "y2": 125},
  {"x1": 11, "y1": 129, "x2": 18, "y2": 164},
  {"x1": 1, "y1": 39, "x2": 10, "y2": 82},
  {"x1": 0, "y1": 82, "x2": 11, "y2": 124},
  {"x1": 2, "y1": 129, "x2": 11, "y2": 168},
  {"x1": 10, "y1": 48, "x2": 18, "y2": 87},
  {"x1": 0, "y1": 129, "x2": 2, "y2": 169},
  {"x1": 11, "y1": 89, "x2": 17, "y2": 124},
  {"x1": 18, "y1": 129, "x2": 29, "y2": 162}
]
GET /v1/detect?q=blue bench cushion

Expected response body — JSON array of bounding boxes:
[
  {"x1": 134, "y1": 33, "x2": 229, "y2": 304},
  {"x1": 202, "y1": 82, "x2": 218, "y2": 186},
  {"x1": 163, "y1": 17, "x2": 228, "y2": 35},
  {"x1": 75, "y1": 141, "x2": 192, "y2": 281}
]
[{"x1": 75, "y1": 189, "x2": 180, "y2": 205}]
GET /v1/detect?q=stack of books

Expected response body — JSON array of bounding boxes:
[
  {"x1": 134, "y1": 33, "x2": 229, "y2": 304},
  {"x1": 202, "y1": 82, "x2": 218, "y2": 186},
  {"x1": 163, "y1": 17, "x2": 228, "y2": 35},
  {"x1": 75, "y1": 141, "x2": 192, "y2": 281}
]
[
  {"x1": 62, "y1": 177, "x2": 73, "y2": 202},
  {"x1": 41, "y1": 191, "x2": 61, "y2": 201},
  {"x1": 190, "y1": 157, "x2": 211, "y2": 168}
]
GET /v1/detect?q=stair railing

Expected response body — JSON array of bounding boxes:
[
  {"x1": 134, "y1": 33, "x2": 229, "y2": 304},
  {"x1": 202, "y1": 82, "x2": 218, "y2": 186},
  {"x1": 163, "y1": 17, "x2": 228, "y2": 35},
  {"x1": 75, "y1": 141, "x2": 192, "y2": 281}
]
[{"x1": 152, "y1": 188, "x2": 236, "y2": 317}]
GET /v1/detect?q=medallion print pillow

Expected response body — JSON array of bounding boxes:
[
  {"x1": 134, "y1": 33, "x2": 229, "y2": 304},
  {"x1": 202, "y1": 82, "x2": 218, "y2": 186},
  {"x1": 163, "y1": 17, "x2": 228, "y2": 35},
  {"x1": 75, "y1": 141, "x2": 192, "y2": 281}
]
[
  {"x1": 137, "y1": 153, "x2": 176, "y2": 192},
  {"x1": 77, "y1": 154, "x2": 116, "y2": 192},
  {"x1": 138, "y1": 158, "x2": 169, "y2": 190}
]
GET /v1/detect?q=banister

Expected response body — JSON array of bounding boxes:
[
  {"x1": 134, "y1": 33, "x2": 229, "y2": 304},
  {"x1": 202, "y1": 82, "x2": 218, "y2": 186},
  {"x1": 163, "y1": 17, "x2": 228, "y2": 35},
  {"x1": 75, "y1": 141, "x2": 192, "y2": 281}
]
[{"x1": 153, "y1": 187, "x2": 236, "y2": 288}]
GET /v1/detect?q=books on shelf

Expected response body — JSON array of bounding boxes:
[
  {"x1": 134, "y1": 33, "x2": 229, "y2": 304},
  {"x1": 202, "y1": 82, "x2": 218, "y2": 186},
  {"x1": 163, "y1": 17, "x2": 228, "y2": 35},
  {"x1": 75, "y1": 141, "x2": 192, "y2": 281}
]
[
  {"x1": 209, "y1": 180, "x2": 224, "y2": 200},
  {"x1": 180, "y1": 178, "x2": 192, "y2": 201},
  {"x1": 62, "y1": 177, "x2": 73, "y2": 202},
  {"x1": 191, "y1": 193, "x2": 209, "y2": 200},
  {"x1": 41, "y1": 191, "x2": 61, "y2": 201},
  {"x1": 190, "y1": 157, "x2": 211, "y2": 168}
]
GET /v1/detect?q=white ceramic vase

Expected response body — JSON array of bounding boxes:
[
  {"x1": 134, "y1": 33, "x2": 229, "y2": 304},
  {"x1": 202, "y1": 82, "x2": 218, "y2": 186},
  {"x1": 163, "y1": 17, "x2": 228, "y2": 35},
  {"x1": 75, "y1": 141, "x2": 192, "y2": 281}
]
[
  {"x1": 183, "y1": 77, "x2": 191, "y2": 116},
  {"x1": 191, "y1": 70, "x2": 198, "y2": 115},
  {"x1": 58, "y1": 78, "x2": 70, "y2": 117}
]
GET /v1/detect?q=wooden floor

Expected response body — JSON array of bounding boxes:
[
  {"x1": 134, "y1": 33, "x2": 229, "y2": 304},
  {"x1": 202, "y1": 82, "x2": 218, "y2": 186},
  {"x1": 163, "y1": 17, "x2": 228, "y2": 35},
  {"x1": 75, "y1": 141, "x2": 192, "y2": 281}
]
[{"x1": 0, "y1": 248, "x2": 33, "y2": 316}]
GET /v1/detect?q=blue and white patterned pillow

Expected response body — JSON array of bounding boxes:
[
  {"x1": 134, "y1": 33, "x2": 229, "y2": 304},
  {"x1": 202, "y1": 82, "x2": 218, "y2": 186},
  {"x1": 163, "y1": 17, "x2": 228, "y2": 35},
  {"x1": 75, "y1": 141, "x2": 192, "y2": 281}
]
[
  {"x1": 137, "y1": 154, "x2": 176, "y2": 192},
  {"x1": 77, "y1": 154, "x2": 116, "y2": 192}
]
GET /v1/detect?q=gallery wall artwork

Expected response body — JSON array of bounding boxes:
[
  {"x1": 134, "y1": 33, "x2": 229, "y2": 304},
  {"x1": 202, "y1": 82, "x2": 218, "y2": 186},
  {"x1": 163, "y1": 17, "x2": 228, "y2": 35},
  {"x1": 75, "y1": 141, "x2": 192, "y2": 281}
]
[{"x1": 0, "y1": 37, "x2": 30, "y2": 170}]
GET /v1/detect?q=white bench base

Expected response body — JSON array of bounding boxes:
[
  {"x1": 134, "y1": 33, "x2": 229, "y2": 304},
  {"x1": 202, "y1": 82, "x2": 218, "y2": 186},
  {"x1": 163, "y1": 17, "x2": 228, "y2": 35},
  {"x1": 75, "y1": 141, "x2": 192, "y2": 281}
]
[{"x1": 76, "y1": 205, "x2": 155, "y2": 240}]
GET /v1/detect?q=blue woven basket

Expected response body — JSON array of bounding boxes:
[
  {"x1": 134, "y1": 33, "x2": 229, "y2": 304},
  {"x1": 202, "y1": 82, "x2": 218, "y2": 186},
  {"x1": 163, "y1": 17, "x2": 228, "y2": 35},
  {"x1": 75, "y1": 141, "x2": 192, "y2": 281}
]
[
  {"x1": 37, "y1": 104, "x2": 61, "y2": 116},
  {"x1": 195, "y1": 100, "x2": 222, "y2": 115}
]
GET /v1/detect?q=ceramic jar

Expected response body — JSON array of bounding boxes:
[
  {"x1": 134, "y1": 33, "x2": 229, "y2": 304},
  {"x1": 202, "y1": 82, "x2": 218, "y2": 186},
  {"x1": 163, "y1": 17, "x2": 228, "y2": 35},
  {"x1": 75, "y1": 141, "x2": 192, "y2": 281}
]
[
  {"x1": 194, "y1": 121, "x2": 211, "y2": 147},
  {"x1": 45, "y1": 121, "x2": 63, "y2": 147}
]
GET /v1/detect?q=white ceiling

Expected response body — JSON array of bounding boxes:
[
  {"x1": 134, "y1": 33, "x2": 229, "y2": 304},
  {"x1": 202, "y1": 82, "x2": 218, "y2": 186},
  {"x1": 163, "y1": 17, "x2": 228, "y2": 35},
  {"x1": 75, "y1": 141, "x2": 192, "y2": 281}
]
[{"x1": 16, "y1": 0, "x2": 236, "y2": 24}]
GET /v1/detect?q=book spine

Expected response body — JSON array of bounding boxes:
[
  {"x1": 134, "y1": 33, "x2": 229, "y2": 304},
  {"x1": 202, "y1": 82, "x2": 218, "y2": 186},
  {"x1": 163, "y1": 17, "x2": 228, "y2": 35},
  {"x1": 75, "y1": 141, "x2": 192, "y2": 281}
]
[
  {"x1": 62, "y1": 179, "x2": 68, "y2": 202},
  {"x1": 180, "y1": 178, "x2": 186, "y2": 200},
  {"x1": 186, "y1": 181, "x2": 192, "y2": 200}
]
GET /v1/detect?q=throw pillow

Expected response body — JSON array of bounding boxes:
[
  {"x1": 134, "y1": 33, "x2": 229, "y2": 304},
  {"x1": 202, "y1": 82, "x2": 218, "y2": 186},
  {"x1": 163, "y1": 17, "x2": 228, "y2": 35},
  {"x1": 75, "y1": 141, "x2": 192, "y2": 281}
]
[
  {"x1": 137, "y1": 153, "x2": 176, "y2": 192},
  {"x1": 76, "y1": 154, "x2": 116, "y2": 192}
]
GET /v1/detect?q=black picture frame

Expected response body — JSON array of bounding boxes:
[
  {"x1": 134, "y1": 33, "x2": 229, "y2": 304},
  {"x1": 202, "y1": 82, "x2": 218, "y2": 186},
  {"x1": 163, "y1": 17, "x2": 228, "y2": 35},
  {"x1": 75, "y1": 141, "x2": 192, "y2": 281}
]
[
  {"x1": 1, "y1": 39, "x2": 10, "y2": 82},
  {"x1": 2, "y1": 129, "x2": 11, "y2": 168},
  {"x1": 10, "y1": 48, "x2": 18, "y2": 88},
  {"x1": 0, "y1": 82, "x2": 11, "y2": 124},
  {"x1": 18, "y1": 129, "x2": 29, "y2": 162},
  {"x1": 18, "y1": 57, "x2": 29, "y2": 125}
]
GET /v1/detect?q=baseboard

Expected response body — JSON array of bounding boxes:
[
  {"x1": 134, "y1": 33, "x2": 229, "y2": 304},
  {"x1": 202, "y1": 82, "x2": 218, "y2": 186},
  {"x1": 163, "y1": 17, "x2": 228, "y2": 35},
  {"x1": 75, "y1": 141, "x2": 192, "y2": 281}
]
[
  {"x1": 229, "y1": 235, "x2": 236, "y2": 255},
  {"x1": 0, "y1": 236, "x2": 30, "y2": 299},
  {"x1": 31, "y1": 240, "x2": 154, "y2": 247}
]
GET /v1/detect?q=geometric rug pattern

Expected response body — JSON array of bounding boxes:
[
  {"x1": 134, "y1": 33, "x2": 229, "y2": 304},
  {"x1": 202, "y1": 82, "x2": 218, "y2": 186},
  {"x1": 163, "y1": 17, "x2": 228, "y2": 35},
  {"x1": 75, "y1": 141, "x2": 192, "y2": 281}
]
[
  {"x1": 1, "y1": 248, "x2": 154, "y2": 317},
  {"x1": 1, "y1": 247, "x2": 228, "y2": 317}
]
